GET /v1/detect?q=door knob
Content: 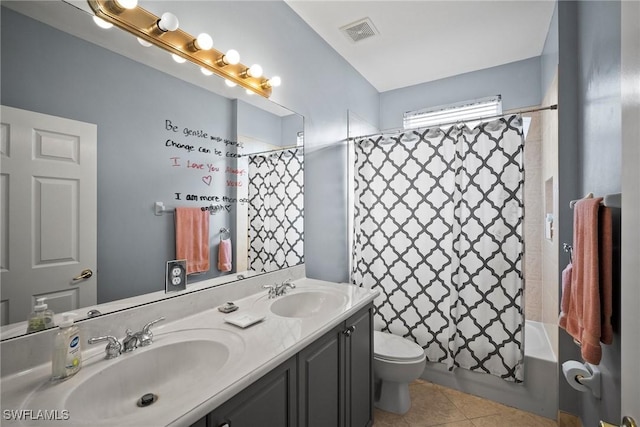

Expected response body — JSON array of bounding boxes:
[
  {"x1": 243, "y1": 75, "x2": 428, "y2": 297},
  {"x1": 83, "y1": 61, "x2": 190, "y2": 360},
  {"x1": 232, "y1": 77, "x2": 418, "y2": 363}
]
[
  {"x1": 600, "y1": 416, "x2": 638, "y2": 427},
  {"x1": 72, "y1": 269, "x2": 93, "y2": 281}
]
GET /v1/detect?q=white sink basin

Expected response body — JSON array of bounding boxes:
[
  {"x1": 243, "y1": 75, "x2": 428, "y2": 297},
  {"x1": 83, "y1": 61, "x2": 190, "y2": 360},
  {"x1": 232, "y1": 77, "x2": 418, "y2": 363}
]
[
  {"x1": 21, "y1": 329, "x2": 244, "y2": 425},
  {"x1": 269, "y1": 291, "x2": 348, "y2": 318}
]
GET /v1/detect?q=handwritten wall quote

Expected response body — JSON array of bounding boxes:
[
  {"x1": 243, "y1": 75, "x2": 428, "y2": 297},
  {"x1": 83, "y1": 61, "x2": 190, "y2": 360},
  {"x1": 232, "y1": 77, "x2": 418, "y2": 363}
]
[{"x1": 163, "y1": 119, "x2": 248, "y2": 212}]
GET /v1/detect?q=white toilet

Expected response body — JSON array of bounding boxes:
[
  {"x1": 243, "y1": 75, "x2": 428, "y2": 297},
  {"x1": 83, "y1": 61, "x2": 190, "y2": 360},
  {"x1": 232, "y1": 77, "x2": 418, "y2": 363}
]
[{"x1": 373, "y1": 330, "x2": 426, "y2": 415}]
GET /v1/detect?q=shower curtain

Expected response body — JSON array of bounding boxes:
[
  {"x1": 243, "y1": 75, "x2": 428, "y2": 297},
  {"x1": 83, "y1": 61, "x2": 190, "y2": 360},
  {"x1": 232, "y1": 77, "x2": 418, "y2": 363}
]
[
  {"x1": 352, "y1": 115, "x2": 525, "y2": 382},
  {"x1": 248, "y1": 148, "x2": 304, "y2": 273}
]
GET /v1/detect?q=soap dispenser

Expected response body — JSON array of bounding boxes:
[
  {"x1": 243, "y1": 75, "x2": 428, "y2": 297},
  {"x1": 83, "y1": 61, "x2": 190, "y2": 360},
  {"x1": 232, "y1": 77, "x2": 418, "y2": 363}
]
[
  {"x1": 51, "y1": 313, "x2": 82, "y2": 380},
  {"x1": 26, "y1": 297, "x2": 55, "y2": 333}
]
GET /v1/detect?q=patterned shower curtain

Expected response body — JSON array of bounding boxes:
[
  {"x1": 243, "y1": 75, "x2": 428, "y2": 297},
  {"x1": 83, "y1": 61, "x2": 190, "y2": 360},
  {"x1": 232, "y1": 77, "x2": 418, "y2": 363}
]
[
  {"x1": 351, "y1": 115, "x2": 525, "y2": 382},
  {"x1": 248, "y1": 148, "x2": 304, "y2": 273}
]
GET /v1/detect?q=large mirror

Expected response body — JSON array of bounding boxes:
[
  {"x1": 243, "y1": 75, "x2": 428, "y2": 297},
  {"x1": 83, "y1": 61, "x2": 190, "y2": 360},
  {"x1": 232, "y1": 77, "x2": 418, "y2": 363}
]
[{"x1": 0, "y1": 1, "x2": 304, "y2": 339}]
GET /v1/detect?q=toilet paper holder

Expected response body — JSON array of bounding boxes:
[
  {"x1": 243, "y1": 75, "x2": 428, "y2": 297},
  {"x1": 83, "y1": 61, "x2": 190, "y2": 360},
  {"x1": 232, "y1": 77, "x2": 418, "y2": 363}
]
[
  {"x1": 575, "y1": 372, "x2": 600, "y2": 397},
  {"x1": 574, "y1": 363, "x2": 601, "y2": 399},
  {"x1": 562, "y1": 360, "x2": 601, "y2": 399}
]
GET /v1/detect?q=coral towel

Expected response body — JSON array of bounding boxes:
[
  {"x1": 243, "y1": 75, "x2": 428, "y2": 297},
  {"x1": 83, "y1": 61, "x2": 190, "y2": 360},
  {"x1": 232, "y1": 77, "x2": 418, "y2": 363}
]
[
  {"x1": 175, "y1": 207, "x2": 210, "y2": 274},
  {"x1": 559, "y1": 197, "x2": 613, "y2": 364},
  {"x1": 559, "y1": 262, "x2": 573, "y2": 322},
  {"x1": 218, "y1": 239, "x2": 232, "y2": 272}
]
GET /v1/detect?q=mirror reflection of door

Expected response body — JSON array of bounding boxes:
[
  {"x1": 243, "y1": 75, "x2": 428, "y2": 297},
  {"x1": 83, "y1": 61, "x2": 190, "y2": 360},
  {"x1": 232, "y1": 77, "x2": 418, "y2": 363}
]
[{"x1": 1, "y1": 106, "x2": 97, "y2": 327}]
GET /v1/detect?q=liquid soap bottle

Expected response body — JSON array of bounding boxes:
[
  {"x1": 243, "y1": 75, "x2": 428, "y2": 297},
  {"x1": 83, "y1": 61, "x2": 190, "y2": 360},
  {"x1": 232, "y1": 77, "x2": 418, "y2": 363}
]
[
  {"x1": 51, "y1": 313, "x2": 82, "y2": 380},
  {"x1": 26, "y1": 297, "x2": 55, "y2": 333}
]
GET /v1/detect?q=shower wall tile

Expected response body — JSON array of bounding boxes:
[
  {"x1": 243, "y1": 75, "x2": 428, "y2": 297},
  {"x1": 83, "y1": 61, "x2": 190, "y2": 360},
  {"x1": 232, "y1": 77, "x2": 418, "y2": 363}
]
[
  {"x1": 522, "y1": 111, "x2": 543, "y2": 322},
  {"x1": 525, "y1": 279, "x2": 543, "y2": 322},
  {"x1": 525, "y1": 249, "x2": 543, "y2": 282},
  {"x1": 541, "y1": 71, "x2": 560, "y2": 327}
]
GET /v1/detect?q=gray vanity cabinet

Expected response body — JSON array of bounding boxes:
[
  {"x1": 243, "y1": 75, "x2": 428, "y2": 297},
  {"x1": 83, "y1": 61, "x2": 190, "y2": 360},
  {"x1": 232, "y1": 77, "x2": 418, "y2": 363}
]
[
  {"x1": 297, "y1": 304, "x2": 373, "y2": 427},
  {"x1": 343, "y1": 305, "x2": 374, "y2": 427},
  {"x1": 297, "y1": 323, "x2": 344, "y2": 426},
  {"x1": 207, "y1": 356, "x2": 297, "y2": 427},
  {"x1": 199, "y1": 304, "x2": 373, "y2": 427}
]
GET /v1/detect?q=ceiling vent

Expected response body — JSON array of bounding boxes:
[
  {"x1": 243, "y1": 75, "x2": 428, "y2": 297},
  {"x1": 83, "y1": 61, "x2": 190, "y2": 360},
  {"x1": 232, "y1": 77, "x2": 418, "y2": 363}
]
[{"x1": 340, "y1": 18, "x2": 379, "y2": 43}]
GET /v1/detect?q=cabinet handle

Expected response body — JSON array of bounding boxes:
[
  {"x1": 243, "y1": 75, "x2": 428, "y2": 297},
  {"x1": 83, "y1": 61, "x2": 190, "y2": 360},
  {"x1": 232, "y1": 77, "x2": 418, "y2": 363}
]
[{"x1": 343, "y1": 325, "x2": 356, "y2": 337}]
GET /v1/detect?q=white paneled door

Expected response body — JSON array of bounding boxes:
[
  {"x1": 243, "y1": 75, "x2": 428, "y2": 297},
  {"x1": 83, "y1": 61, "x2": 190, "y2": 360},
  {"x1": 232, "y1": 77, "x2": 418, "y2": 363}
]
[{"x1": 1, "y1": 106, "x2": 97, "y2": 326}]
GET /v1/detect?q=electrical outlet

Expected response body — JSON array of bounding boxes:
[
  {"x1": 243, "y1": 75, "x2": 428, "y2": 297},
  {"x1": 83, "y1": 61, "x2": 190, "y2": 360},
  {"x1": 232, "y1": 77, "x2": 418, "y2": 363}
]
[{"x1": 165, "y1": 259, "x2": 187, "y2": 293}]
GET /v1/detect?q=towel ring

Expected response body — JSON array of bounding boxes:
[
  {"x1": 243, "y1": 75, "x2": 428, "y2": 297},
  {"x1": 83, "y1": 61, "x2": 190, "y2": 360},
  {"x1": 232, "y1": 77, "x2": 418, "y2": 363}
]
[
  {"x1": 563, "y1": 243, "x2": 573, "y2": 263},
  {"x1": 220, "y1": 227, "x2": 231, "y2": 240}
]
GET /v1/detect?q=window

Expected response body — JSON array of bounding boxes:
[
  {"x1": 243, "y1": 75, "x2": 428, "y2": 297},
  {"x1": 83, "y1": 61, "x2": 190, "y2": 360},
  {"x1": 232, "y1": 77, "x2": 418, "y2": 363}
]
[{"x1": 403, "y1": 95, "x2": 502, "y2": 130}]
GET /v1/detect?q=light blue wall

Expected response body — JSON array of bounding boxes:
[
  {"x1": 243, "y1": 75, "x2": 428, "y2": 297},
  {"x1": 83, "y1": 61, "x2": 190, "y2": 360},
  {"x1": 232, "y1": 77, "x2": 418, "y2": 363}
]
[
  {"x1": 237, "y1": 100, "x2": 283, "y2": 147},
  {"x1": 557, "y1": 1, "x2": 622, "y2": 425},
  {"x1": 2, "y1": 2, "x2": 380, "y2": 292},
  {"x1": 235, "y1": 101, "x2": 302, "y2": 149},
  {"x1": 1, "y1": 8, "x2": 238, "y2": 303},
  {"x1": 379, "y1": 57, "x2": 542, "y2": 130},
  {"x1": 541, "y1": 2, "x2": 559, "y2": 99},
  {"x1": 201, "y1": 2, "x2": 380, "y2": 283}
]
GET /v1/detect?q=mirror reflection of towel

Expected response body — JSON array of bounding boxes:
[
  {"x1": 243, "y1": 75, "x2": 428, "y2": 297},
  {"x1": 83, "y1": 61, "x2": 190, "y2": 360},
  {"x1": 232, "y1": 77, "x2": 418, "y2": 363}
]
[
  {"x1": 218, "y1": 239, "x2": 232, "y2": 272},
  {"x1": 175, "y1": 207, "x2": 210, "y2": 274}
]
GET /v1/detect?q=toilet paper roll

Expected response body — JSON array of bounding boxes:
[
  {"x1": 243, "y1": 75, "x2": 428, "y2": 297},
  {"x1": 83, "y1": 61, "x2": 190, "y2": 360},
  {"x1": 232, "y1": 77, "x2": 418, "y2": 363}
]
[{"x1": 562, "y1": 360, "x2": 591, "y2": 392}]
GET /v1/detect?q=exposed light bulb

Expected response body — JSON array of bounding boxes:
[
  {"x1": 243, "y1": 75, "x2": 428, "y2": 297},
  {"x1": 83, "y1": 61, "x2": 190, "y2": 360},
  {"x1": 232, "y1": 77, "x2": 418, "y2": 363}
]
[
  {"x1": 171, "y1": 54, "x2": 186, "y2": 64},
  {"x1": 194, "y1": 33, "x2": 213, "y2": 51},
  {"x1": 247, "y1": 64, "x2": 263, "y2": 78},
  {"x1": 269, "y1": 76, "x2": 282, "y2": 87},
  {"x1": 224, "y1": 49, "x2": 240, "y2": 65},
  {"x1": 137, "y1": 37, "x2": 152, "y2": 47},
  {"x1": 200, "y1": 67, "x2": 213, "y2": 76},
  {"x1": 245, "y1": 89, "x2": 254, "y2": 96},
  {"x1": 115, "y1": 0, "x2": 138, "y2": 9},
  {"x1": 158, "y1": 12, "x2": 179, "y2": 32},
  {"x1": 225, "y1": 80, "x2": 237, "y2": 88},
  {"x1": 93, "y1": 16, "x2": 113, "y2": 29}
]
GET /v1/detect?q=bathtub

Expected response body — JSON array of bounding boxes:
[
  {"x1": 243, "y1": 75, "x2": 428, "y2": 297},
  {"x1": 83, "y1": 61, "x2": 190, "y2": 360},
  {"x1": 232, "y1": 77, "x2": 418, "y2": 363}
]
[{"x1": 420, "y1": 320, "x2": 558, "y2": 419}]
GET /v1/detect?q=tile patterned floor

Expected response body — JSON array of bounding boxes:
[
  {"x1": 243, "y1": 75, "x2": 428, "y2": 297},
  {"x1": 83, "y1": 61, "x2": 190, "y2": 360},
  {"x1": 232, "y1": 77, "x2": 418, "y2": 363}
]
[{"x1": 373, "y1": 379, "x2": 557, "y2": 427}]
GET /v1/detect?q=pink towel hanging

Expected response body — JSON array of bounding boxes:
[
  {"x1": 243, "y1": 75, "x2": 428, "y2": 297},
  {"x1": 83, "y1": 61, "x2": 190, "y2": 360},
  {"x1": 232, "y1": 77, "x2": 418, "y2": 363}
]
[
  {"x1": 559, "y1": 197, "x2": 613, "y2": 365},
  {"x1": 175, "y1": 207, "x2": 210, "y2": 275},
  {"x1": 218, "y1": 238, "x2": 232, "y2": 272}
]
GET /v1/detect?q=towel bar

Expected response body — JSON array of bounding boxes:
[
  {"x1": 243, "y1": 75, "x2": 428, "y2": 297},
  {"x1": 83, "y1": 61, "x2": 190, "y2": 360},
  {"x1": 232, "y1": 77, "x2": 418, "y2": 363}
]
[
  {"x1": 154, "y1": 201, "x2": 220, "y2": 216},
  {"x1": 569, "y1": 192, "x2": 621, "y2": 209},
  {"x1": 154, "y1": 201, "x2": 174, "y2": 216}
]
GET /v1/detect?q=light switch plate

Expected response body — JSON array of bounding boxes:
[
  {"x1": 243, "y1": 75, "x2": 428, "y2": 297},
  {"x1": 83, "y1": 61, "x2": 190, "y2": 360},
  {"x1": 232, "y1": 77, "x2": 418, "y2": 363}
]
[{"x1": 165, "y1": 259, "x2": 187, "y2": 293}]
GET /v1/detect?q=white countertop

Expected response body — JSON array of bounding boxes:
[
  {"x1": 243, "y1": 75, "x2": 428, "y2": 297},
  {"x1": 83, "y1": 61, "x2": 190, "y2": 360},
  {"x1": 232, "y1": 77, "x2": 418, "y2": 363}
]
[{"x1": 0, "y1": 279, "x2": 377, "y2": 427}]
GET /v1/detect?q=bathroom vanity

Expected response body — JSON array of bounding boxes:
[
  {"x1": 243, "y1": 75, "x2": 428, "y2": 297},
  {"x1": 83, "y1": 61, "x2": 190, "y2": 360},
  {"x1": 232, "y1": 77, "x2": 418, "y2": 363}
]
[
  {"x1": 202, "y1": 304, "x2": 372, "y2": 427},
  {"x1": 0, "y1": 277, "x2": 377, "y2": 427}
]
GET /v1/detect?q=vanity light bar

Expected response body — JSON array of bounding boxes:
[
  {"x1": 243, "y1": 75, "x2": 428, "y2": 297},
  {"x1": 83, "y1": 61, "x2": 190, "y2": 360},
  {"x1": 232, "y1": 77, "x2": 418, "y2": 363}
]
[{"x1": 87, "y1": 0, "x2": 274, "y2": 98}]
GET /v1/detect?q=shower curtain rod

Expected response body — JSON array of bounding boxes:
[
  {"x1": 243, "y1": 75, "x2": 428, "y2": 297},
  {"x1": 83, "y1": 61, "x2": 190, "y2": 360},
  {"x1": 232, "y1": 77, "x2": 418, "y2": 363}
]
[
  {"x1": 241, "y1": 145, "x2": 302, "y2": 157},
  {"x1": 349, "y1": 104, "x2": 558, "y2": 141}
]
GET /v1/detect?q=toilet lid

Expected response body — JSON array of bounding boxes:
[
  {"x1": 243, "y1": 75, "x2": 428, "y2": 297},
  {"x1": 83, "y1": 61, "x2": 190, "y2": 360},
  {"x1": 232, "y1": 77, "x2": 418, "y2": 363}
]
[{"x1": 374, "y1": 331, "x2": 425, "y2": 361}]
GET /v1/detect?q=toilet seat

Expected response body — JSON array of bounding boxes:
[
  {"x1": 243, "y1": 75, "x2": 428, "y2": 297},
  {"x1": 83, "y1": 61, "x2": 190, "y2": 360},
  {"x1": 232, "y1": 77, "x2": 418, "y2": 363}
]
[{"x1": 374, "y1": 331, "x2": 425, "y2": 362}]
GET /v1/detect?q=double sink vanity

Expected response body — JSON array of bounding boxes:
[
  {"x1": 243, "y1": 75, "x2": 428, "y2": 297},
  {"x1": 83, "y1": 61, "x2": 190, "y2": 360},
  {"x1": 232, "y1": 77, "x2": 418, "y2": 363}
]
[{"x1": 0, "y1": 273, "x2": 378, "y2": 427}]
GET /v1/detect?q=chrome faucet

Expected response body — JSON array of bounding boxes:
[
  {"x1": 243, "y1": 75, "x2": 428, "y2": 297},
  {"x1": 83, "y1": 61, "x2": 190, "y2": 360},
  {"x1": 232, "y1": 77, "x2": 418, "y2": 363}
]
[
  {"x1": 132, "y1": 317, "x2": 165, "y2": 347},
  {"x1": 88, "y1": 317, "x2": 165, "y2": 358},
  {"x1": 122, "y1": 329, "x2": 139, "y2": 353},
  {"x1": 87, "y1": 335, "x2": 122, "y2": 359},
  {"x1": 263, "y1": 284, "x2": 278, "y2": 299},
  {"x1": 263, "y1": 280, "x2": 296, "y2": 298},
  {"x1": 278, "y1": 280, "x2": 296, "y2": 295}
]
